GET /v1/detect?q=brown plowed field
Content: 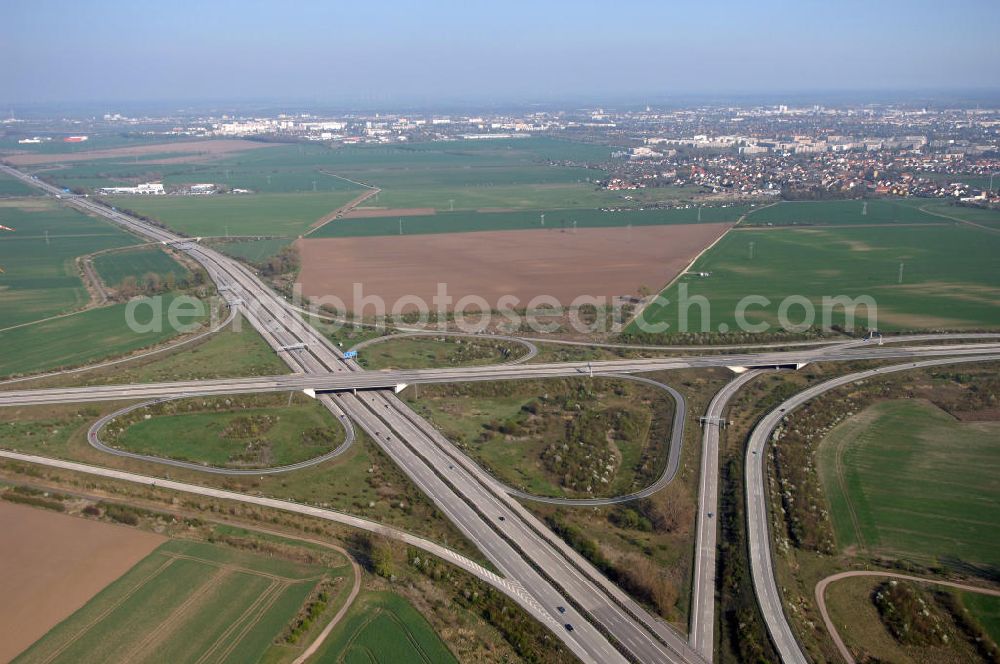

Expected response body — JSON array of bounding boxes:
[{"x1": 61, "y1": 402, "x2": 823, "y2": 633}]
[
  {"x1": 342, "y1": 207, "x2": 436, "y2": 219},
  {"x1": 296, "y1": 223, "x2": 732, "y2": 312},
  {"x1": 5, "y1": 139, "x2": 272, "y2": 165},
  {"x1": 0, "y1": 502, "x2": 165, "y2": 661}
]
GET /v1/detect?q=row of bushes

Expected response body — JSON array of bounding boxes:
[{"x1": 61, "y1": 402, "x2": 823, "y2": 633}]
[
  {"x1": 1, "y1": 489, "x2": 65, "y2": 512},
  {"x1": 544, "y1": 513, "x2": 680, "y2": 619}
]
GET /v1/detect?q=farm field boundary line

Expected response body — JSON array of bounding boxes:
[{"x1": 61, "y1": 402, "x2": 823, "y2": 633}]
[
  {"x1": 0, "y1": 448, "x2": 544, "y2": 632},
  {"x1": 0, "y1": 473, "x2": 361, "y2": 664},
  {"x1": 815, "y1": 570, "x2": 1000, "y2": 664},
  {"x1": 0, "y1": 301, "x2": 107, "y2": 334},
  {"x1": 304, "y1": 185, "x2": 381, "y2": 236},
  {"x1": 917, "y1": 204, "x2": 1000, "y2": 234},
  {"x1": 731, "y1": 222, "x2": 952, "y2": 231},
  {"x1": 0, "y1": 305, "x2": 237, "y2": 387},
  {"x1": 625, "y1": 221, "x2": 735, "y2": 329},
  {"x1": 291, "y1": 545, "x2": 362, "y2": 664},
  {"x1": 74, "y1": 242, "x2": 155, "y2": 308}
]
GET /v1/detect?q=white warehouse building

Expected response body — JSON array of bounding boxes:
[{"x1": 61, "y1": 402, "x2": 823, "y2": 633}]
[{"x1": 98, "y1": 182, "x2": 165, "y2": 195}]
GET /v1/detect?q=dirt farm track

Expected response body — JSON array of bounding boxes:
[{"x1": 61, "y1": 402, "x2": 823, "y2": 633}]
[
  {"x1": 296, "y1": 222, "x2": 733, "y2": 313},
  {"x1": 0, "y1": 502, "x2": 164, "y2": 662}
]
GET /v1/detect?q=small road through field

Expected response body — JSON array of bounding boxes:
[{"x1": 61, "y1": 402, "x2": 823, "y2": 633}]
[
  {"x1": 292, "y1": 548, "x2": 362, "y2": 664},
  {"x1": 918, "y1": 203, "x2": 1000, "y2": 234},
  {"x1": 816, "y1": 570, "x2": 1000, "y2": 664},
  {"x1": 304, "y1": 176, "x2": 381, "y2": 236}
]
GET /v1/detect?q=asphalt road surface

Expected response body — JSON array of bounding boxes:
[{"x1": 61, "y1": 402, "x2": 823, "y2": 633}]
[
  {"x1": 1, "y1": 164, "x2": 703, "y2": 664},
  {"x1": 745, "y1": 353, "x2": 1000, "y2": 664},
  {"x1": 4, "y1": 343, "x2": 1000, "y2": 408},
  {"x1": 689, "y1": 369, "x2": 765, "y2": 661},
  {"x1": 5, "y1": 163, "x2": 999, "y2": 663}
]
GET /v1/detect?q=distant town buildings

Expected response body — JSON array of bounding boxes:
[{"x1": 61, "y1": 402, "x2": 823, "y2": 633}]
[{"x1": 5, "y1": 102, "x2": 997, "y2": 208}]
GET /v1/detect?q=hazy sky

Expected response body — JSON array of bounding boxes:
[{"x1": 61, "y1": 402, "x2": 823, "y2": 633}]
[{"x1": 4, "y1": 0, "x2": 998, "y2": 105}]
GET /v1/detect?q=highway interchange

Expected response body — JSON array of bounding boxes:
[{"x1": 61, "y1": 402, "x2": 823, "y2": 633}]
[{"x1": 2, "y1": 161, "x2": 999, "y2": 663}]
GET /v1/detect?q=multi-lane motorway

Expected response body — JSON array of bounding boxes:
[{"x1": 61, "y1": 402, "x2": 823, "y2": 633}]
[
  {"x1": 4, "y1": 162, "x2": 1000, "y2": 663},
  {"x1": 1, "y1": 163, "x2": 704, "y2": 664},
  {"x1": 3, "y1": 342, "x2": 1000, "y2": 407}
]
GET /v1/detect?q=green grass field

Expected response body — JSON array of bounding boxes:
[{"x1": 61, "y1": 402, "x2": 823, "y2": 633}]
[
  {"x1": 93, "y1": 246, "x2": 190, "y2": 287},
  {"x1": 824, "y1": 575, "x2": 987, "y2": 664},
  {"x1": 211, "y1": 237, "x2": 293, "y2": 264},
  {"x1": 115, "y1": 394, "x2": 342, "y2": 468},
  {"x1": 0, "y1": 133, "x2": 196, "y2": 156},
  {"x1": 108, "y1": 191, "x2": 362, "y2": 237},
  {"x1": 960, "y1": 591, "x2": 1000, "y2": 647},
  {"x1": 311, "y1": 204, "x2": 747, "y2": 239},
  {"x1": 0, "y1": 292, "x2": 211, "y2": 377},
  {"x1": 632, "y1": 224, "x2": 1000, "y2": 334},
  {"x1": 917, "y1": 201, "x2": 1000, "y2": 228},
  {"x1": 26, "y1": 137, "x2": 745, "y2": 249},
  {"x1": 741, "y1": 199, "x2": 944, "y2": 226},
  {"x1": 818, "y1": 400, "x2": 1000, "y2": 568},
  {"x1": 0, "y1": 198, "x2": 138, "y2": 328},
  {"x1": 0, "y1": 171, "x2": 40, "y2": 196},
  {"x1": 0, "y1": 314, "x2": 288, "y2": 390},
  {"x1": 14, "y1": 539, "x2": 350, "y2": 664},
  {"x1": 311, "y1": 591, "x2": 457, "y2": 664}
]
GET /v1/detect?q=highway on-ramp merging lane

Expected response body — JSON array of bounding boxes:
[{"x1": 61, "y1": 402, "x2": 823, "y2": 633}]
[
  {"x1": 689, "y1": 369, "x2": 766, "y2": 661},
  {"x1": 745, "y1": 353, "x2": 1000, "y2": 664},
  {"x1": 2, "y1": 342, "x2": 1000, "y2": 407},
  {"x1": 0, "y1": 163, "x2": 703, "y2": 664},
  {"x1": 5, "y1": 163, "x2": 1000, "y2": 663}
]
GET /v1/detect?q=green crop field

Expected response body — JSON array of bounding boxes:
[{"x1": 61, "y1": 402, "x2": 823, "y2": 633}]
[
  {"x1": 14, "y1": 539, "x2": 350, "y2": 664},
  {"x1": 212, "y1": 237, "x2": 293, "y2": 263},
  {"x1": 34, "y1": 136, "x2": 686, "y2": 213},
  {"x1": 0, "y1": 171, "x2": 40, "y2": 196},
  {"x1": 114, "y1": 393, "x2": 343, "y2": 468},
  {"x1": 917, "y1": 201, "x2": 1000, "y2": 228},
  {"x1": 0, "y1": 198, "x2": 138, "y2": 328},
  {"x1": 0, "y1": 314, "x2": 289, "y2": 390},
  {"x1": 93, "y1": 246, "x2": 190, "y2": 287},
  {"x1": 0, "y1": 292, "x2": 211, "y2": 377},
  {"x1": 311, "y1": 591, "x2": 457, "y2": 664},
  {"x1": 741, "y1": 199, "x2": 945, "y2": 226},
  {"x1": 311, "y1": 204, "x2": 746, "y2": 239},
  {"x1": 27, "y1": 137, "x2": 743, "y2": 245},
  {"x1": 960, "y1": 592, "x2": 1000, "y2": 646},
  {"x1": 108, "y1": 191, "x2": 362, "y2": 237},
  {"x1": 817, "y1": 400, "x2": 1000, "y2": 568},
  {"x1": 632, "y1": 224, "x2": 1000, "y2": 334},
  {"x1": 0, "y1": 133, "x2": 195, "y2": 156}
]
